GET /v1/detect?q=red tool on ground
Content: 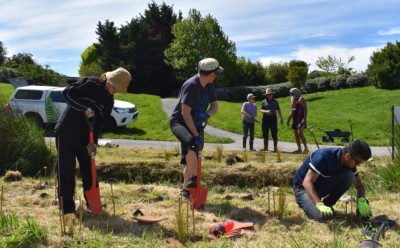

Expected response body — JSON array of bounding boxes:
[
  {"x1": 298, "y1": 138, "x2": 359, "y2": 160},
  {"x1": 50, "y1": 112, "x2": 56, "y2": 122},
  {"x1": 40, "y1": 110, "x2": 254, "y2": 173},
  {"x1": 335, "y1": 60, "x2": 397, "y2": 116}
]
[
  {"x1": 84, "y1": 120, "x2": 102, "y2": 214},
  {"x1": 189, "y1": 149, "x2": 208, "y2": 210}
]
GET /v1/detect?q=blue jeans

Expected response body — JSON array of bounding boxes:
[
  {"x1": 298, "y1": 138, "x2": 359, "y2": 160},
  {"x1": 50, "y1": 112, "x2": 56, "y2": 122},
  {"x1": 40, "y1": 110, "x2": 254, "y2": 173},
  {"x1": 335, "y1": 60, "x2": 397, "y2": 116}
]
[
  {"x1": 242, "y1": 120, "x2": 254, "y2": 140},
  {"x1": 293, "y1": 169, "x2": 355, "y2": 220}
]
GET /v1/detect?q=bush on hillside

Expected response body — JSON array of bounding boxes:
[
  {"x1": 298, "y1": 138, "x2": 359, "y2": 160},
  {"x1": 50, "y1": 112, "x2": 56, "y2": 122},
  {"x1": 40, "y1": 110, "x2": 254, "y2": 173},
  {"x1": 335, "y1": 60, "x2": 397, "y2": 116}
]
[
  {"x1": 347, "y1": 73, "x2": 369, "y2": 88},
  {"x1": 330, "y1": 75, "x2": 347, "y2": 89},
  {"x1": 367, "y1": 40, "x2": 400, "y2": 89},
  {"x1": 216, "y1": 82, "x2": 290, "y2": 101},
  {"x1": 302, "y1": 79, "x2": 319, "y2": 94},
  {"x1": 0, "y1": 108, "x2": 55, "y2": 176},
  {"x1": 0, "y1": 66, "x2": 17, "y2": 82}
]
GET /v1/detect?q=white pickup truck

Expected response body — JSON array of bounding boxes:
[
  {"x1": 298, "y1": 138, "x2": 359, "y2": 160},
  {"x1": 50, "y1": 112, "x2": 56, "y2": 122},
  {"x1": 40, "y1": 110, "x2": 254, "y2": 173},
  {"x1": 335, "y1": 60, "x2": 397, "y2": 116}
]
[{"x1": 6, "y1": 85, "x2": 138, "y2": 130}]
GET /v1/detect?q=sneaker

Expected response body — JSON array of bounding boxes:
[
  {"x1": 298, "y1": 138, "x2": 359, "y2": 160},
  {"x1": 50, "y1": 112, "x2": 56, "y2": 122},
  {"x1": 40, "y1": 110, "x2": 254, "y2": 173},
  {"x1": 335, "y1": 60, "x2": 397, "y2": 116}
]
[
  {"x1": 181, "y1": 189, "x2": 190, "y2": 200},
  {"x1": 250, "y1": 148, "x2": 256, "y2": 151},
  {"x1": 273, "y1": 147, "x2": 278, "y2": 153},
  {"x1": 292, "y1": 149, "x2": 302, "y2": 154},
  {"x1": 243, "y1": 148, "x2": 247, "y2": 151},
  {"x1": 186, "y1": 176, "x2": 197, "y2": 188}
]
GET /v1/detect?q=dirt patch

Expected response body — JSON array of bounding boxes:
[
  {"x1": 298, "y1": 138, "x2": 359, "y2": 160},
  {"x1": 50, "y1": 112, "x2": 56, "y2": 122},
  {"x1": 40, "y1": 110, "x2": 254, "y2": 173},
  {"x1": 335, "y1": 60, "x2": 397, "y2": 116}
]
[{"x1": 96, "y1": 161, "x2": 297, "y2": 188}]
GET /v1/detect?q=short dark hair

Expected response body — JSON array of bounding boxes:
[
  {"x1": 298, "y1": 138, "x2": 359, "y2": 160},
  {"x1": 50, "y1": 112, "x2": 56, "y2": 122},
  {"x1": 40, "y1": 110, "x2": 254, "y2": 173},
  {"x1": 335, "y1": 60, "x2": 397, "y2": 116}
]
[{"x1": 342, "y1": 140, "x2": 371, "y2": 160}]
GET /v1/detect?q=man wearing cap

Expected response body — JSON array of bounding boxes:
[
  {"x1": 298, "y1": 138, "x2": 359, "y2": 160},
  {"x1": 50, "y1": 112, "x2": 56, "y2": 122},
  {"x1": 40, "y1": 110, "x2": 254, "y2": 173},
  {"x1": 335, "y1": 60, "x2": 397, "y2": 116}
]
[
  {"x1": 292, "y1": 140, "x2": 373, "y2": 221},
  {"x1": 55, "y1": 67, "x2": 131, "y2": 214},
  {"x1": 241, "y1": 93, "x2": 257, "y2": 151},
  {"x1": 170, "y1": 58, "x2": 223, "y2": 199},
  {"x1": 260, "y1": 88, "x2": 284, "y2": 152}
]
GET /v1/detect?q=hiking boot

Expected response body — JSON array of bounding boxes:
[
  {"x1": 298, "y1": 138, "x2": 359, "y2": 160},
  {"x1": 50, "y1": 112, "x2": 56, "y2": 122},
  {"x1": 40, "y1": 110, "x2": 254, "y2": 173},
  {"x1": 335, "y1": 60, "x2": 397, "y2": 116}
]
[
  {"x1": 186, "y1": 176, "x2": 197, "y2": 188},
  {"x1": 181, "y1": 189, "x2": 190, "y2": 200}
]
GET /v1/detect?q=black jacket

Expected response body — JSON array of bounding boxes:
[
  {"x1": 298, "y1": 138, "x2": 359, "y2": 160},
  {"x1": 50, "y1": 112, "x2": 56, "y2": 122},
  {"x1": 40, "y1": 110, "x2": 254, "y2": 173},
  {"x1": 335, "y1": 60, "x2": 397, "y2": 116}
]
[{"x1": 55, "y1": 77, "x2": 114, "y2": 148}]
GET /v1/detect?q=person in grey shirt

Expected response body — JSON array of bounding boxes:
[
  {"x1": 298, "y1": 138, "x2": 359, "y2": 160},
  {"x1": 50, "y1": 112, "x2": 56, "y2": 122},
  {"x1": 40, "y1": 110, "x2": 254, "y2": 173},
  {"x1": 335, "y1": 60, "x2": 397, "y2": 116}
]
[{"x1": 260, "y1": 88, "x2": 283, "y2": 152}]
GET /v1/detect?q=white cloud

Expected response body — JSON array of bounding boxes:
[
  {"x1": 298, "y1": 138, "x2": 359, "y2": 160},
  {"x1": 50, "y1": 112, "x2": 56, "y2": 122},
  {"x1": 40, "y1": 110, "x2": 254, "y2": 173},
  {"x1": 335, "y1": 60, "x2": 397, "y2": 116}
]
[
  {"x1": 378, "y1": 27, "x2": 400, "y2": 36},
  {"x1": 259, "y1": 45, "x2": 384, "y2": 72},
  {"x1": 1, "y1": 0, "x2": 399, "y2": 76}
]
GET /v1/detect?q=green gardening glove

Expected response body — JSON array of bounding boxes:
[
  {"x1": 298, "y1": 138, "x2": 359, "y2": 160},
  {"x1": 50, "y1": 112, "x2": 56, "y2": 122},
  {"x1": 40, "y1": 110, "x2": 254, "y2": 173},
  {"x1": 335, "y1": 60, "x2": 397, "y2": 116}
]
[
  {"x1": 357, "y1": 197, "x2": 372, "y2": 218},
  {"x1": 316, "y1": 202, "x2": 333, "y2": 217}
]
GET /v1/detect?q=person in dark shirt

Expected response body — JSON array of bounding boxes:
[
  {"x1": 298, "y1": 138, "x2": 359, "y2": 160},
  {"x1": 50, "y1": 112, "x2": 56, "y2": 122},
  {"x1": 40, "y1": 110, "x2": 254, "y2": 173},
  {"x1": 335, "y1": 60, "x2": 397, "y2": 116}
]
[
  {"x1": 55, "y1": 67, "x2": 131, "y2": 214},
  {"x1": 260, "y1": 88, "x2": 283, "y2": 152},
  {"x1": 292, "y1": 140, "x2": 372, "y2": 221},
  {"x1": 170, "y1": 58, "x2": 223, "y2": 199}
]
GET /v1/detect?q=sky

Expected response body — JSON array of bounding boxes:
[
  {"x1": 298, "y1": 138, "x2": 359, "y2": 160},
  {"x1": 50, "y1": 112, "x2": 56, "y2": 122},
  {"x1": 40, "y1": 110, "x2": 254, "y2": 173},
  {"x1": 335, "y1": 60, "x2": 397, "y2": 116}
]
[{"x1": 1, "y1": 0, "x2": 399, "y2": 77}]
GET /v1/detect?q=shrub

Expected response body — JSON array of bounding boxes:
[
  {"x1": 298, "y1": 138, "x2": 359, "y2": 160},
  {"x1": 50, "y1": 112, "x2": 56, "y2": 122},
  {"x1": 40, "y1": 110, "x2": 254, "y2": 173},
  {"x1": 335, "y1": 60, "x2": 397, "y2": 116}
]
[
  {"x1": 216, "y1": 82, "x2": 290, "y2": 101},
  {"x1": 346, "y1": 73, "x2": 369, "y2": 88},
  {"x1": 367, "y1": 40, "x2": 400, "y2": 89},
  {"x1": 315, "y1": 77, "x2": 331, "y2": 91},
  {"x1": 330, "y1": 75, "x2": 347, "y2": 90},
  {"x1": 0, "y1": 109, "x2": 55, "y2": 176},
  {"x1": 0, "y1": 67, "x2": 17, "y2": 82},
  {"x1": 302, "y1": 79, "x2": 319, "y2": 94}
]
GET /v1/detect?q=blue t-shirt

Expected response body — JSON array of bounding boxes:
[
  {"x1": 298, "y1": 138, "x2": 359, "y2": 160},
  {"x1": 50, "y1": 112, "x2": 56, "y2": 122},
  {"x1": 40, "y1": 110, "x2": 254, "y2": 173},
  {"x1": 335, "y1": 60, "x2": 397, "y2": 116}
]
[
  {"x1": 242, "y1": 102, "x2": 257, "y2": 123},
  {"x1": 293, "y1": 148, "x2": 358, "y2": 188},
  {"x1": 170, "y1": 74, "x2": 217, "y2": 124}
]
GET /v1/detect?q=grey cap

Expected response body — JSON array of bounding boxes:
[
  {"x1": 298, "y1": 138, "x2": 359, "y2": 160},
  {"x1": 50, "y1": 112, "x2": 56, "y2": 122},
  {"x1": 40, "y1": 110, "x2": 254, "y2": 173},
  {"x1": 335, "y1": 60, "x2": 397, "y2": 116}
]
[
  {"x1": 289, "y1": 88, "x2": 301, "y2": 96},
  {"x1": 198, "y1": 58, "x2": 224, "y2": 73}
]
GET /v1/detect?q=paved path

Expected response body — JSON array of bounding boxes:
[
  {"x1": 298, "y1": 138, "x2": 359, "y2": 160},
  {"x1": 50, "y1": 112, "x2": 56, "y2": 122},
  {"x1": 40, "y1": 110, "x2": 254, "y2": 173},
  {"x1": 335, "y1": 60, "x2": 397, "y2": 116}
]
[
  {"x1": 110, "y1": 99, "x2": 393, "y2": 157},
  {"x1": 47, "y1": 99, "x2": 393, "y2": 157}
]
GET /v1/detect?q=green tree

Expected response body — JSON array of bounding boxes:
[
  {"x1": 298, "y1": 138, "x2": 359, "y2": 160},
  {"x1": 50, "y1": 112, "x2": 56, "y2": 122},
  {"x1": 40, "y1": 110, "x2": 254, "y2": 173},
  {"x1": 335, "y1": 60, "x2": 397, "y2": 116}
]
[
  {"x1": 119, "y1": 2, "x2": 179, "y2": 96},
  {"x1": 235, "y1": 57, "x2": 268, "y2": 86},
  {"x1": 79, "y1": 44, "x2": 103, "y2": 77},
  {"x1": 367, "y1": 40, "x2": 400, "y2": 89},
  {"x1": 316, "y1": 55, "x2": 355, "y2": 75},
  {"x1": 0, "y1": 41, "x2": 7, "y2": 65},
  {"x1": 94, "y1": 20, "x2": 123, "y2": 72},
  {"x1": 164, "y1": 9, "x2": 237, "y2": 87},
  {"x1": 266, "y1": 62, "x2": 289, "y2": 84},
  {"x1": 287, "y1": 60, "x2": 308, "y2": 88},
  {"x1": 6, "y1": 53, "x2": 35, "y2": 67}
]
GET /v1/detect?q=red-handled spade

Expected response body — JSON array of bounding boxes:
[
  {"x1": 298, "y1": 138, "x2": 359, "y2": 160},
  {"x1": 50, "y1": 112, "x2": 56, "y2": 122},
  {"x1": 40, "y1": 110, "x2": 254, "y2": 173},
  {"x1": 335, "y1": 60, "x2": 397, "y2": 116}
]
[
  {"x1": 84, "y1": 119, "x2": 102, "y2": 214},
  {"x1": 189, "y1": 149, "x2": 208, "y2": 210}
]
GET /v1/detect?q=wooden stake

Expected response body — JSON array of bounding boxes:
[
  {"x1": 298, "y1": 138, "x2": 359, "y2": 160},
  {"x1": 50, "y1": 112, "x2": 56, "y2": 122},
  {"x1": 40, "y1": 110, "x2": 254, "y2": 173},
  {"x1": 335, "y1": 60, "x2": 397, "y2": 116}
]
[
  {"x1": 79, "y1": 196, "x2": 83, "y2": 233},
  {"x1": 273, "y1": 190, "x2": 276, "y2": 213},
  {"x1": 186, "y1": 199, "x2": 189, "y2": 239},
  {"x1": 192, "y1": 203, "x2": 195, "y2": 235},
  {"x1": 267, "y1": 187, "x2": 270, "y2": 213},
  {"x1": 60, "y1": 197, "x2": 65, "y2": 235},
  {"x1": 110, "y1": 182, "x2": 115, "y2": 216},
  {"x1": 1, "y1": 186, "x2": 3, "y2": 213}
]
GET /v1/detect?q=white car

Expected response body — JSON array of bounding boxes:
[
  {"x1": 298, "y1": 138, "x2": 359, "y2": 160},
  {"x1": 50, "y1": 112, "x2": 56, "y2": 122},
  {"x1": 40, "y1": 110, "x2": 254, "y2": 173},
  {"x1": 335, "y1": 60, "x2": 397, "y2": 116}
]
[{"x1": 6, "y1": 85, "x2": 138, "y2": 130}]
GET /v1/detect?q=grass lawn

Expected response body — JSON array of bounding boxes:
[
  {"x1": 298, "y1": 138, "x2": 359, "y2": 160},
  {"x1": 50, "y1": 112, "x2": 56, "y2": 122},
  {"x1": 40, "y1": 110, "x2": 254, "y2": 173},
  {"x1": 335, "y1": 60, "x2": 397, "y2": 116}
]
[{"x1": 209, "y1": 86, "x2": 400, "y2": 146}]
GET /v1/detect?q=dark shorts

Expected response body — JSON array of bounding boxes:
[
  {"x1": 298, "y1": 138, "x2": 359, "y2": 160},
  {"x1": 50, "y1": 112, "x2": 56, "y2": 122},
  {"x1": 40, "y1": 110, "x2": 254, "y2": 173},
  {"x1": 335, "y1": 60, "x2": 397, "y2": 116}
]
[
  {"x1": 292, "y1": 119, "x2": 306, "y2": 130},
  {"x1": 170, "y1": 120, "x2": 199, "y2": 164}
]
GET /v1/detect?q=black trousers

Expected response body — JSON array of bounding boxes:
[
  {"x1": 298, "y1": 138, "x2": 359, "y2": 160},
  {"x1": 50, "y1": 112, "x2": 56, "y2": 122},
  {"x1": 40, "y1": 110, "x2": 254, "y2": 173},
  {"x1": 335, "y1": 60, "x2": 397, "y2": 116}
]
[
  {"x1": 56, "y1": 136, "x2": 92, "y2": 214},
  {"x1": 262, "y1": 115, "x2": 278, "y2": 147}
]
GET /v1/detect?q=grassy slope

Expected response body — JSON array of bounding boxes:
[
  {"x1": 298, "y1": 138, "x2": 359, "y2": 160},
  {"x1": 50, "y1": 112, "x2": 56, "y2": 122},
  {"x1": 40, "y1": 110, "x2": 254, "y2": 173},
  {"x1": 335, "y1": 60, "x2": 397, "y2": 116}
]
[
  {"x1": 209, "y1": 86, "x2": 400, "y2": 146},
  {"x1": 2, "y1": 83, "x2": 400, "y2": 146}
]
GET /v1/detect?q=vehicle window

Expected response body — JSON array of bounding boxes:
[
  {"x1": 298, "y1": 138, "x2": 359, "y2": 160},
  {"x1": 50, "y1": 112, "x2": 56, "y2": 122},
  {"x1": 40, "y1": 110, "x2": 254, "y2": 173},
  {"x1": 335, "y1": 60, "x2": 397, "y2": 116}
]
[
  {"x1": 14, "y1": 90, "x2": 43, "y2": 100},
  {"x1": 50, "y1": 91, "x2": 66, "y2": 103}
]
